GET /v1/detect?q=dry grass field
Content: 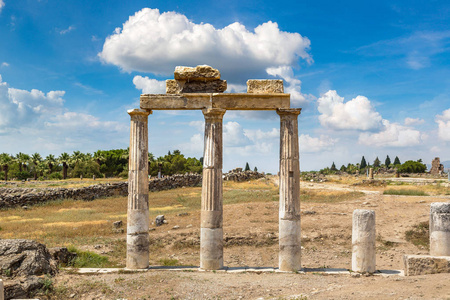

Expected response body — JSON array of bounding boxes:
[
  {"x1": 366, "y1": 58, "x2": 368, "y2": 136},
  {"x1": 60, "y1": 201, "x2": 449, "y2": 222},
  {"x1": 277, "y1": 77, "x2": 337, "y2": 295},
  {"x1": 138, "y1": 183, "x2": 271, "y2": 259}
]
[{"x1": 1, "y1": 176, "x2": 450, "y2": 299}]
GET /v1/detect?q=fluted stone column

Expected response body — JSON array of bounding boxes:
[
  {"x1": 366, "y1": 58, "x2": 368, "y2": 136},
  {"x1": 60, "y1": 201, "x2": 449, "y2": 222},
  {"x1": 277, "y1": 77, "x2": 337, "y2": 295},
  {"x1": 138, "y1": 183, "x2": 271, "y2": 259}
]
[
  {"x1": 277, "y1": 108, "x2": 302, "y2": 272},
  {"x1": 200, "y1": 108, "x2": 226, "y2": 270},
  {"x1": 127, "y1": 109, "x2": 151, "y2": 269},
  {"x1": 430, "y1": 202, "x2": 450, "y2": 256},
  {"x1": 352, "y1": 209, "x2": 376, "y2": 273}
]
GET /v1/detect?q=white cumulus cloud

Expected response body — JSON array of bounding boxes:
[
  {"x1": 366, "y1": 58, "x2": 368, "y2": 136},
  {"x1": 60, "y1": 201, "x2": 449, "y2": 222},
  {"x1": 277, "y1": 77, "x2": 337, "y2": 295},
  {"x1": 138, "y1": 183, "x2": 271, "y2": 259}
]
[
  {"x1": 133, "y1": 75, "x2": 166, "y2": 94},
  {"x1": 99, "y1": 8, "x2": 312, "y2": 82},
  {"x1": 266, "y1": 66, "x2": 312, "y2": 107},
  {"x1": 436, "y1": 108, "x2": 450, "y2": 141},
  {"x1": 0, "y1": 75, "x2": 127, "y2": 153},
  {"x1": 0, "y1": 0, "x2": 4, "y2": 13},
  {"x1": 317, "y1": 90, "x2": 383, "y2": 131},
  {"x1": 404, "y1": 117, "x2": 425, "y2": 126},
  {"x1": 299, "y1": 134, "x2": 337, "y2": 153},
  {"x1": 358, "y1": 120, "x2": 422, "y2": 147}
]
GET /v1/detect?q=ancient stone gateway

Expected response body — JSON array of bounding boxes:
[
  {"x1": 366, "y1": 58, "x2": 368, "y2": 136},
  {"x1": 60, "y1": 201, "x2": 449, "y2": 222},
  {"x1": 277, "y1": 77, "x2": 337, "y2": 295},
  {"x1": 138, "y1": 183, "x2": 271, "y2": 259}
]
[{"x1": 127, "y1": 66, "x2": 301, "y2": 271}]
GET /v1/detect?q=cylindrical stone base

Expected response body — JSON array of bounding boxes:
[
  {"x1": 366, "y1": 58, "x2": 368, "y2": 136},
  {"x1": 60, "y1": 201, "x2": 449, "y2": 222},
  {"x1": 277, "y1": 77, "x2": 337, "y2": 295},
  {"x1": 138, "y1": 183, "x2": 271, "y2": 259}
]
[
  {"x1": 200, "y1": 228, "x2": 223, "y2": 270},
  {"x1": 430, "y1": 202, "x2": 450, "y2": 256},
  {"x1": 352, "y1": 209, "x2": 376, "y2": 273},
  {"x1": 0, "y1": 278, "x2": 4, "y2": 300},
  {"x1": 126, "y1": 234, "x2": 150, "y2": 269},
  {"x1": 279, "y1": 219, "x2": 301, "y2": 271}
]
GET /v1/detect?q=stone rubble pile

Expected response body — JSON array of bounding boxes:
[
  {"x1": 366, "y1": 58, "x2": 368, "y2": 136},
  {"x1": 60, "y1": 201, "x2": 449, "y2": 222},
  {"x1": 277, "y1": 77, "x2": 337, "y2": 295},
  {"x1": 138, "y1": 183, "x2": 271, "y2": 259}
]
[
  {"x1": 166, "y1": 65, "x2": 227, "y2": 94},
  {"x1": 0, "y1": 174, "x2": 202, "y2": 209},
  {"x1": 223, "y1": 170, "x2": 265, "y2": 182},
  {"x1": 0, "y1": 239, "x2": 74, "y2": 299}
]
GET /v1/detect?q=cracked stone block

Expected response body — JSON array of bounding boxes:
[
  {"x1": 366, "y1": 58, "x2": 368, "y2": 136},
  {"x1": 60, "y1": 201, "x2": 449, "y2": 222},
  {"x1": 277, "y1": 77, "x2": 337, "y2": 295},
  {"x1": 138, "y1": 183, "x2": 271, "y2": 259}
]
[
  {"x1": 403, "y1": 254, "x2": 450, "y2": 276},
  {"x1": 247, "y1": 80, "x2": 284, "y2": 93}
]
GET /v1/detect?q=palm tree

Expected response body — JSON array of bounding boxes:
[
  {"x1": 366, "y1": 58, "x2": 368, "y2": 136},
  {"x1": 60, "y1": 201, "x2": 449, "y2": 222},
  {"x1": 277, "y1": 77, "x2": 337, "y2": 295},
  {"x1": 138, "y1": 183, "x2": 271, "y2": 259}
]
[
  {"x1": 71, "y1": 151, "x2": 83, "y2": 167},
  {"x1": 0, "y1": 153, "x2": 12, "y2": 181},
  {"x1": 59, "y1": 152, "x2": 70, "y2": 180},
  {"x1": 31, "y1": 153, "x2": 43, "y2": 180},
  {"x1": 16, "y1": 152, "x2": 29, "y2": 172},
  {"x1": 93, "y1": 150, "x2": 105, "y2": 166},
  {"x1": 45, "y1": 154, "x2": 57, "y2": 174}
]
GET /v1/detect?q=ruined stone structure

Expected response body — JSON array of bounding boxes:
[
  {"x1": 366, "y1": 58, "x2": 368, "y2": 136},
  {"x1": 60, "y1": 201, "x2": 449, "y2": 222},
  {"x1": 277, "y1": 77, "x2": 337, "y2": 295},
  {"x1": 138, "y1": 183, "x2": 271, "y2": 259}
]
[
  {"x1": 430, "y1": 157, "x2": 444, "y2": 175},
  {"x1": 127, "y1": 65, "x2": 301, "y2": 271}
]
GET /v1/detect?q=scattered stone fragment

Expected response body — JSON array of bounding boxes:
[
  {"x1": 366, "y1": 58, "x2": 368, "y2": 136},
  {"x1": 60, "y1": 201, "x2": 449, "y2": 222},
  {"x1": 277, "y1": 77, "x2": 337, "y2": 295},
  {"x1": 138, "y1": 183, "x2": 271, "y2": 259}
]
[
  {"x1": 174, "y1": 65, "x2": 221, "y2": 81},
  {"x1": 0, "y1": 239, "x2": 57, "y2": 277},
  {"x1": 113, "y1": 220, "x2": 123, "y2": 229},
  {"x1": 247, "y1": 79, "x2": 284, "y2": 94},
  {"x1": 172, "y1": 225, "x2": 180, "y2": 230},
  {"x1": 48, "y1": 247, "x2": 77, "y2": 265},
  {"x1": 186, "y1": 224, "x2": 193, "y2": 228},
  {"x1": 155, "y1": 215, "x2": 165, "y2": 226},
  {"x1": 177, "y1": 212, "x2": 190, "y2": 217}
]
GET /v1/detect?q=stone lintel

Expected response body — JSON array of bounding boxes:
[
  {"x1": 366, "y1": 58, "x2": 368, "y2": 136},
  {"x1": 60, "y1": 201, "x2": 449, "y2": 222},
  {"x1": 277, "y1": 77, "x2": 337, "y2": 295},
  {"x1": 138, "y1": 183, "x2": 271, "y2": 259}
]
[
  {"x1": 140, "y1": 93, "x2": 290, "y2": 110},
  {"x1": 403, "y1": 254, "x2": 450, "y2": 276}
]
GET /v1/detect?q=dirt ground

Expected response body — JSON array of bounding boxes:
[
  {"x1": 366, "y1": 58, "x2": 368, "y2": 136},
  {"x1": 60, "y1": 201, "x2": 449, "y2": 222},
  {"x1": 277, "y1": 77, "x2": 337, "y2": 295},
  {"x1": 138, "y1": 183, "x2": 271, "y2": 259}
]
[{"x1": 19, "y1": 178, "x2": 450, "y2": 299}]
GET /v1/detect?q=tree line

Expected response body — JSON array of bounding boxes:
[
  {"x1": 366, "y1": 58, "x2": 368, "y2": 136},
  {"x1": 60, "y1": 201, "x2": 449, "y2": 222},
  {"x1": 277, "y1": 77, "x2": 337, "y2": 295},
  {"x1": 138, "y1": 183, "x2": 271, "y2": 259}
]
[
  {"x1": 0, "y1": 149, "x2": 203, "y2": 181},
  {"x1": 325, "y1": 155, "x2": 427, "y2": 174}
]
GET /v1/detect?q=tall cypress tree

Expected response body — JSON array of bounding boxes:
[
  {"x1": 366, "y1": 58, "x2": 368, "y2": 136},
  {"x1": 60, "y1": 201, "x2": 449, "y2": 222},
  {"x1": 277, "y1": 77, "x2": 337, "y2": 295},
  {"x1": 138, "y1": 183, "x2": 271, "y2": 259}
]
[
  {"x1": 385, "y1": 155, "x2": 391, "y2": 168},
  {"x1": 394, "y1": 156, "x2": 401, "y2": 165},
  {"x1": 244, "y1": 162, "x2": 250, "y2": 171},
  {"x1": 360, "y1": 156, "x2": 367, "y2": 169},
  {"x1": 330, "y1": 162, "x2": 337, "y2": 171},
  {"x1": 373, "y1": 157, "x2": 381, "y2": 168}
]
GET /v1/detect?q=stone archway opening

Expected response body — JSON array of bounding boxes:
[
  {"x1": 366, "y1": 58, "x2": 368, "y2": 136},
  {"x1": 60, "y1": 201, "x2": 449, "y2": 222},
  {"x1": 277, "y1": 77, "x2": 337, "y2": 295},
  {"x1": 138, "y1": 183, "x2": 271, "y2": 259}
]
[{"x1": 127, "y1": 65, "x2": 301, "y2": 271}]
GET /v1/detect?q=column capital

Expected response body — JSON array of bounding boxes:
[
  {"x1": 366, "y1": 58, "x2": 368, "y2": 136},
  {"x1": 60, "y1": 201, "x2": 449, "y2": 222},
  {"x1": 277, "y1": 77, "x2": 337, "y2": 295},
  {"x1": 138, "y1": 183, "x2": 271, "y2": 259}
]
[
  {"x1": 202, "y1": 108, "x2": 226, "y2": 121},
  {"x1": 128, "y1": 108, "x2": 152, "y2": 117},
  {"x1": 277, "y1": 108, "x2": 301, "y2": 116}
]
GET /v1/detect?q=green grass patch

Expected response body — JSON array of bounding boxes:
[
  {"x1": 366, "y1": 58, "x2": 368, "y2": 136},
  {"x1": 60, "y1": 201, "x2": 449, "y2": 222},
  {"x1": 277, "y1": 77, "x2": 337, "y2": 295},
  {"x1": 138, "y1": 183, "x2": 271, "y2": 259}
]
[
  {"x1": 66, "y1": 245, "x2": 114, "y2": 268},
  {"x1": 383, "y1": 189, "x2": 429, "y2": 196},
  {"x1": 159, "y1": 258, "x2": 180, "y2": 266},
  {"x1": 405, "y1": 221, "x2": 429, "y2": 249},
  {"x1": 301, "y1": 190, "x2": 364, "y2": 203}
]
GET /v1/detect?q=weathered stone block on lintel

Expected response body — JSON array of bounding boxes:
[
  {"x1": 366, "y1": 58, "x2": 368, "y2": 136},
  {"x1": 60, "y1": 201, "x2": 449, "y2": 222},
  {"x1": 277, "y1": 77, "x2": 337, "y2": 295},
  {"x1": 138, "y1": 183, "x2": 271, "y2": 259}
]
[{"x1": 140, "y1": 93, "x2": 291, "y2": 110}]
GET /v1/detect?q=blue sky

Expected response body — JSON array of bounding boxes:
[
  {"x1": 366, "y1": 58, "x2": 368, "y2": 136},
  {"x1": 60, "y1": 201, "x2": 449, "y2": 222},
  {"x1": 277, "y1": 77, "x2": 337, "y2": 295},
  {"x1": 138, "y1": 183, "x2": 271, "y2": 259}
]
[{"x1": 0, "y1": 0, "x2": 449, "y2": 172}]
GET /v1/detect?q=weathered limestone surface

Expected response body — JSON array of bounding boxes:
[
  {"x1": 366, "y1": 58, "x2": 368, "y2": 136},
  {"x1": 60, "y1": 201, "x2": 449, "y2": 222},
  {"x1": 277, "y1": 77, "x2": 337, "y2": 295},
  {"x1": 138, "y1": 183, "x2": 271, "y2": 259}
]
[
  {"x1": 404, "y1": 255, "x2": 450, "y2": 276},
  {"x1": 352, "y1": 209, "x2": 376, "y2": 273},
  {"x1": 174, "y1": 65, "x2": 221, "y2": 81},
  {"x1": 166, "y1": 79, "x2": 227, "y2": 94},
  {"x1": 369, "y1": 168, "x2": 374, "y2": 179},
  {"x1": 277, "y1": 108, "x2": 301, "y2": 272},
  {"x1": 247, "y1": 80, "x2": 284, "y2": 94},
  {"x1": 127, "y1": 109, "x2": 151, "y2": 269},
  {"x1": 430, "y1": 202, "x2": 450, "y2": 256},
  {"x1": 0, "y1": 279, "x2": 3, "y2": 300},
  {"x1": 200, "y1": 108, "x2": 226, "y2": 270},
  {"x1": 141, "y1": 93, "x2": 290, "y2": 110}
]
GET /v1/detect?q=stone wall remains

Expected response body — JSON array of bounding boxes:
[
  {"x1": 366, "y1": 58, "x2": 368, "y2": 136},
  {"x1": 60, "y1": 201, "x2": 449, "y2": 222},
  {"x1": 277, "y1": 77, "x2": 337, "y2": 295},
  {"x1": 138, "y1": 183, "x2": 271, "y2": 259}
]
[{"x1": 0, "y1": 174, "x2": 202, "y2": 209}]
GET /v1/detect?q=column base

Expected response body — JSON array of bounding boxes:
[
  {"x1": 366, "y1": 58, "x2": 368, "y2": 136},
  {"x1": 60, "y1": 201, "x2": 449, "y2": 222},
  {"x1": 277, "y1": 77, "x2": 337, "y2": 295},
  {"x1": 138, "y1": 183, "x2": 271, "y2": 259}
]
[
  {"x1": 126, "y1": 234, "x2": 149, "y2": 269},
  {"x1": 430, "y1": 231, "x2": 450, "y2": 256},
  {"x1": 279, "y1": 219, "x2": 301, "y2": 271},
  {"x1": 200, "y1": 227, "x2": 223, "y2": 270}
]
